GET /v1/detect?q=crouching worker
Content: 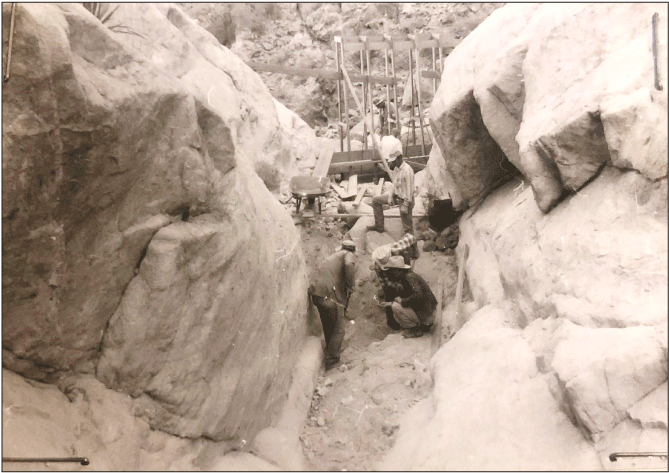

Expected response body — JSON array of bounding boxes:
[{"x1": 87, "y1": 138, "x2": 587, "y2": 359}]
[
  {"x1": 308, "y1": 240, "x2": 357, "y2": 370},
  {"x1": 371, "y1": 233, "x2": 419, "y2": 271},
  {"x1": 378, "y1": 256, "x2": 437, "y2": 338}
]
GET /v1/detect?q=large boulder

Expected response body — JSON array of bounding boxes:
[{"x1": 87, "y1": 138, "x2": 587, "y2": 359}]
[
  {"x1": 2, "y1": 2, "x2": 309, "y2": 444},
  {"x1": 381, "y1": 306, "x2": 602, "y2": 470},
  {"x1": 429, "y1": 3, "x2": 668, "y2": 213}
]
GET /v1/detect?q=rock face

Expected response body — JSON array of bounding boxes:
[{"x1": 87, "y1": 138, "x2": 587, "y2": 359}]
[
  {"x1": 227, "y1": 3, "x2": 502, "y2": 128},
  {"x1": 429, "y1": 3, "x2": 668, "y2": 212},
  {"x1": 403, "y1": 167, "x2": 668, "y2": 468},
  {"x1": 2, "y1": 2, "x2": 310, "y2": 444},
  {"x1": 387, "y1": 4, "x2": 668, "y2": 470},
  {"x1": 381, "y1": 307, "x2": 602, "y2": 471}
]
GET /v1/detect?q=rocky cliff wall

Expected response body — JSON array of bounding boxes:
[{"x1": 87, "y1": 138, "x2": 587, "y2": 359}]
[
  {"x1": 2, "y1": 1, "x2": 312, "y2": 451},
  {"x1": 429, "y1": 3, "x2": 667, "y2": 212},
  {"x1": 386, "y1": 3, "x2": 668, "y2": 470}
]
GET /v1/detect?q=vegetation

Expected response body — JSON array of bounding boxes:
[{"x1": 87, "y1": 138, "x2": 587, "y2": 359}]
[
  {"x1": 230, "y1": 3, "x2": 281, "y2": 38},
  {"x1": 81, "y1": 3, "x2": 144, "y2": 38}
]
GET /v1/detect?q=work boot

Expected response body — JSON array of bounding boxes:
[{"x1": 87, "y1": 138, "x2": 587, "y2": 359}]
[
  {"x1": 324, "y1": 357, "x2": 340, "y2": 371},
  {"x1": 366, "y1": 225, "x2": 384, "y2": 233},
  {"x1": 403, "y1": 327, "x2": 424, "y2": 339}
]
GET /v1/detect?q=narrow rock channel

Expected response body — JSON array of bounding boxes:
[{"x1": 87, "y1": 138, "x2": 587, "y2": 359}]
[{"x1": 296, "y1": 216, "x2": 458, "y2": 471}]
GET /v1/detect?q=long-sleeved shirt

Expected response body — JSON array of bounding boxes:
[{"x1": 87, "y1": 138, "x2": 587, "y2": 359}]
[
  {"x1": 309, "y1": 250, "x2": 356, "y2": 305},
  {"x1": 390, "y1": 233, "x2": 417, "y2": 257},
  {"x1": 390, "y1": 161, "x2": 414, "y2": 203},
  {"x1": 398, "y1": 272, "x2": 437, "y2": 325}
]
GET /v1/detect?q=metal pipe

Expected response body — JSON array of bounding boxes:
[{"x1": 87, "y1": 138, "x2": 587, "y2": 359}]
[
  {"x1": 3, "y1": 457, "x2": 90, "y2": 466},
  {"x1": 390, "y1": 47, "x2": 400, "y2": 141},
  {"x1": 409, "y1": 48, "x2": 416, "y2": 147},
  {"x1": 340, "y1": 42, "x2": 351, "y2": 154},
  {"x1": 431, "y1": 46, "x2": 437, "y2": 95},
  {"x1": 384, "y1": 47, "x2": 391, "y2": 135},
  {"x1": 335, "y1": 40, "x2": 344, "y2": 153},
  {"x1": 361, "y1": 49, "x2": 367, "y2": 153},
  {"x1": 414, "y1": 46, "x2": 427, "y2": 155},
  {"x1": 652, "y1": 12, "x2": 663, "y2": 91},
  {"x1": 609, "y1": 452, "x2": 668, "y2": 462},
  {"x1": 3, "y1": 3, "x2": 17, "y2": 83},
  {"x1": 366, "y1": 38, "x2": 375, "y2": 148}
]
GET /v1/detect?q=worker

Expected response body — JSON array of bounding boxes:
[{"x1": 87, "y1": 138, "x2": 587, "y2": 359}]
[
  {"x1": 377, "y1": 256, "x2": 437, "y2": 338},
  {"x1": 367, "y1": 135, "x2": 415, "y2": 235},
  {"x1": 370, "y1": 233, "x2": 420, "y2": 272},
  {"x1": 308, "y1": 240, "x2": 357, "y2": 370}
]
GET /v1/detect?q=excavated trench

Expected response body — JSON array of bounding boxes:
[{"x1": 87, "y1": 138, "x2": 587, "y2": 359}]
[{"x1": 295, "y1": 214, "x2": 458, "y2": 471}]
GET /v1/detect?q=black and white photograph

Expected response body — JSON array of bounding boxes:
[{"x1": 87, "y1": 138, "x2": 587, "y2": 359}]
[{"x1": 2, "y1": 2, "x2": 667, "y2": 471}]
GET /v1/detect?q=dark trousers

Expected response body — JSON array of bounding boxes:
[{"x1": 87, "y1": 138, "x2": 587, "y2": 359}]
[
  {"x1": 311, "y1": 295, "x2": 345, "y2": 365},
  {"x1": 371, "y1": 194, "x2": 414, "y2": 235}
]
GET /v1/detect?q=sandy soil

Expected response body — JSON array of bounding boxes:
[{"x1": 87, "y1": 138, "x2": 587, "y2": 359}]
[{"x1": 295, "y1": 210, "x2": 458, "y2": 471}]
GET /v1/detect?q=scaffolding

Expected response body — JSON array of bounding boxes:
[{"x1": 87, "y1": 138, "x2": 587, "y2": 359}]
[
  {"x1": 330, "y1": 33, "x2": 457, "y2": 181},
  {"x1": 246, "y1": 32, "x2": 459, "y2": 180}
]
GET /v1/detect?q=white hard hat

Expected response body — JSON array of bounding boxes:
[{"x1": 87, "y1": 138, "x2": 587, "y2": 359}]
[{"x1": 380, "y1": 135, "x2": 403, "y2": 159}]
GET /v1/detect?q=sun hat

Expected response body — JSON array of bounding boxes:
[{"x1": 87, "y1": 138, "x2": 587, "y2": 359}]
[
  {"x1": 380, "y1": 135, "x2": 403, "y2": 160},
  {"x1": 371, "y1": 246, "x2": 391, "y2": 267},
  {"x1": 383, "y1": 255, "x2": 411, "y2": 270}
]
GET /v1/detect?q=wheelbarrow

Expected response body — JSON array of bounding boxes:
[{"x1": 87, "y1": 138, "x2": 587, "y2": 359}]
[{"x1": 290, "y1": 175, "x2": 329, "y2": 213}]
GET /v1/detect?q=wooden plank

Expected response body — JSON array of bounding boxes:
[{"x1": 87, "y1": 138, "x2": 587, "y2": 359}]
[
  {"x1": 328, "y1": 157, "x2": 428, "y2": 175},
  {"x1": 331, "y1": 149, "x2": 380, "y2": 164},
  {"x1": 436, "y1": 33, "x2": 460, "y2": 49},
  {"x1": 313, "y1": 147, "x2": 334, "y2": 178},
  {"x1": 405, "y1": 143, "x2": 432, "y2": 157},
  {"x1": 305, "y1": 213, "x2": 426, "y2": 219},
  {"x1": 346, "y1": 174, "x2": 358, "y2": 198},
  {"x1": 420, "y1": 69, "x2": 441, "y2": 80},
  {"x1": 329, "y1": 182, "x2": 349, "y2": 199},
  {"x1": 353, "y1": 184, "x2": 367, "y2": 206},
  {"x1": 454, "y1": 244, "x2": 470, "y2": 331},
  {"x1": 245, "y1": 61, "x2": 397, "y2": 85}
]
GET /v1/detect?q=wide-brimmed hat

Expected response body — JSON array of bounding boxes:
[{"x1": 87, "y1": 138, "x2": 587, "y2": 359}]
[
  {"x1": 383, "y1": 255, "x2": 411, "y2": 270},
  {"x1": 371, "y1": 246, "x2": 391, "y2": 266},
  {"x1": 337, "y1": 239, "x2": 356, "y2": 252}
]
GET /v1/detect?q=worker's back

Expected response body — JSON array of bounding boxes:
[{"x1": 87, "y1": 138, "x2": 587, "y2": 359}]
[{"x1": 309, "y1": 250, "x2": 356, "y2": 304}]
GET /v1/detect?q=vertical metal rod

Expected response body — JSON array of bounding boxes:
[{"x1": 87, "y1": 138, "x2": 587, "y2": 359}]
[
  {"x1": 652, "y1": 12, "x2": 663, "y2": 91},
  {"x1": 361, "y1": 49, "x2": 367, "y2": 152},
  {"x1": 335, "y1": 40, "x2": 344, "y2": 153},
  {"x1": 384, "y1": 46, "x2": 391, "y2": 136},
  {"x1": 439, "y1": 46, "x2": 443, "y2": 77},
  {"x1": 409, "y1": 48, "x2": 416, "y2": 147},
  {"x1": 366, "y1": 38, "x2": 375, "y2": 145},
  {"x1": 364, "y1": 37, "x2": 377, "y2": 184},
  {"x1": 341, "y1": 42, "x2": 351, "y2": 154},
  {"x1": 415, "y1": 47, "x2": 426, "y2": 155},
  {"x1": 416, "y1": 48, "x2": 425, "y2": 156},
  {"x1": 431, "y1": 46, "x2": 437, "y2": 95},
  {"x1": 3, "y1": 3, "x2": 17, "y2": 83},
  {"x1": 391, "y1": 46, "x2": 400, "y2": 142}
]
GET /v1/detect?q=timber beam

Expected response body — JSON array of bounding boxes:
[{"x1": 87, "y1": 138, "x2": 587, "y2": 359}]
[{"x1": 245, "y1": 61, "x2": 397, "y2": 85}]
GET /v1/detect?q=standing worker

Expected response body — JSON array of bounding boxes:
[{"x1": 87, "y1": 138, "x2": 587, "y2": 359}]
[
  {"x1": 368, "y1": 135, "x2": 415, "y2": 235},
  {"x1": 308, "y1": 240, "x2": 357, "y2": 370}
]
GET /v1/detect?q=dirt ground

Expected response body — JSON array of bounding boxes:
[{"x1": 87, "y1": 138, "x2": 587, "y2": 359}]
[{"x1": 295, "y1": 211, "x2": 458, "y2": 471}]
